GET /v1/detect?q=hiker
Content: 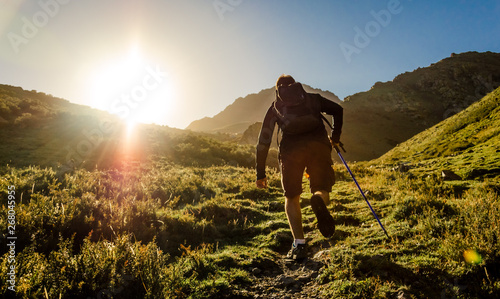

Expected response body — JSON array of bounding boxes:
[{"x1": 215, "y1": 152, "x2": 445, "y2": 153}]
[{"x1": 255, "y1": 74, "x2": 343, "y2": 261}]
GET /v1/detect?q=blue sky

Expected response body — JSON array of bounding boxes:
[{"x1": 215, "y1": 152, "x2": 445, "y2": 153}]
[{"x1": 1, "y1": 0, "x2": 499, "y2": 129}]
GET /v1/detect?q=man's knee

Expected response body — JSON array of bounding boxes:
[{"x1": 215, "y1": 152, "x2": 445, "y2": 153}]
[{"x1": 285, "y1": 194, "x2": 301, "y2": 206}]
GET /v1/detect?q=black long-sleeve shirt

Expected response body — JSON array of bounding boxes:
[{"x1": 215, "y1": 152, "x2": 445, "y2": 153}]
[{"x1": 256, "y1": 93, "x2": 343, "y2": 180}]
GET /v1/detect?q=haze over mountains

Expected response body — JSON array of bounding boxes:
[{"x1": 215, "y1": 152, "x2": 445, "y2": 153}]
[{"x1": 187, "y1": 51, "x2": 500, "y2": 161}]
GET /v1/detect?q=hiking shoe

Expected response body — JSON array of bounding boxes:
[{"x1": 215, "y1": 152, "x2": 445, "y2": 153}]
[
  {"x1": 310, "y1": 194, "x2": 335, "y2": 238},
  {"x1": 286, "y1": 243, "x2": 307, "y2": 261}
]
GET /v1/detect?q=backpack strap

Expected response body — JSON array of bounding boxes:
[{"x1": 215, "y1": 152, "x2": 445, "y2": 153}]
[
  {"x1": 273, "y1": 102, "x2": 283, "y2": 148},
  {"x1": 321, "y1": 114, "x2": 333, "y2": 130}
]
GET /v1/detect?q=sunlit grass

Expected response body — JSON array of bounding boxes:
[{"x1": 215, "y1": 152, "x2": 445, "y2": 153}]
[{"x1": 1, "y1": 158, "x2": 499, "y2": 298}]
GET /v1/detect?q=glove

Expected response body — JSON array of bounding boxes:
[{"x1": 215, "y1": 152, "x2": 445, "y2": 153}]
[
  {"x1": 334, "y1": 141, "x2": 345, "y2": 152},
  {"x1": 330, "y1": 134, "x2": 345, "y2": 153},
  {"x1": 331, "y1": 132, "x2": 341, "y2": 144},
  {"x1": 256, "y1": 177, "x2": 268, "y2": 189}
]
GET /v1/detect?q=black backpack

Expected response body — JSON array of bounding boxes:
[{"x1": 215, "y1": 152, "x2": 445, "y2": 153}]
[{"x1": 273, "y1": 82, "x2": 324, "y2": 135}]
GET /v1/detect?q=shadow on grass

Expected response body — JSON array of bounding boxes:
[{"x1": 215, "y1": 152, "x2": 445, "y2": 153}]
[
  {"x1": 352, "y1": 253, "x2": 451, "y2": 298},
  {"x1": 336, "y1": 214, "x2": 361, "y2": 226}
]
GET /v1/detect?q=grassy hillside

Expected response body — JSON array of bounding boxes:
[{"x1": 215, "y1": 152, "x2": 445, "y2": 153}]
[
  {"x1": 0, "y1": 85, "x2": 256, "y2": 171},
  {"x1": 1, "y1": 157, "x2": 499, "y2": 298},
  {"x1": 375, "y1": 86, "x2": 500, "y2": 180},
  {"x1": 0, "y1": 84, "x2": 99, "y2": 121}
]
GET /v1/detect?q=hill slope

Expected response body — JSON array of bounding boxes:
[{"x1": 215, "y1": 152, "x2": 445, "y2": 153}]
[
  {"x1": 187, "y1": 52, "x2": 500, "y2": 161},
  {"x1": 0, "y1": 85, "x2": 255, "y2": 170},
  {"x1": 2, "y1": 128, "x2": 499, "y2": 298},
  {"x1": 374, "y1": 86, "x2": 500, "y2": 179}
]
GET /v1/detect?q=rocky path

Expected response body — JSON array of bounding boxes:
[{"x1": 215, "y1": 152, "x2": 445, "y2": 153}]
[
  {"x1": 230, "y1": 197, "x2": 346, "y2": 298},
  {"x1": 239, "y1": 248, "x2": 332, "y2": 298},
  {"x1": 237, "y1": 201, "x2": 343, "y2": 298},
  {"x1": 251, "y1": 255, "x2": 326, "y2": 298}
]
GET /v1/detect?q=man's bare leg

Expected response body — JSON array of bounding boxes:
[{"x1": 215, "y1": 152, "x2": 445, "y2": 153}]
[{"x1": 285, "y1": 194, "x2": 304, "y2": 240}]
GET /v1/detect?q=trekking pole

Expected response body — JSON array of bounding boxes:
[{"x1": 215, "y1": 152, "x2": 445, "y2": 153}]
[{"x1": 331, "y1": 141, "x2": 390, "y2": 239}]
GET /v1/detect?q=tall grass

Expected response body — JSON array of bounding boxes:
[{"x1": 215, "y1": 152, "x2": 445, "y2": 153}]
[
  {"x1": 0, "y1": 162, "x2": 282, "y2": 298},
  {"x1": 1, "y1": 160, "x2": 499, "y2": 298}
]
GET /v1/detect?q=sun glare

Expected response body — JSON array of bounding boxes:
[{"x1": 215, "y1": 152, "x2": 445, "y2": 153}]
[
  {"x1": 87, "y1": 45, "x2": 174, "y2": 128},
  {"x1": 89, "y1": 47, "x2": 143, "y2": 108}
]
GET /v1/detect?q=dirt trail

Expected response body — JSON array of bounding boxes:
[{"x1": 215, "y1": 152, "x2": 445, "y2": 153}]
[
  {"x1": 249, "y1": 252, "x2": 324, "y2": 298},
  {"x1": 232, "y1": 197, "x2": 343, "y2": 298},
  {"x1": 223, "y1": 236, "x2": 336, "y2": 299}
]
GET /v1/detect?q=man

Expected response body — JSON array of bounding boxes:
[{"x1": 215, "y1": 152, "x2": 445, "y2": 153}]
[{"x1": 255, "y1": 74, "x2": 343, "y2": 261}]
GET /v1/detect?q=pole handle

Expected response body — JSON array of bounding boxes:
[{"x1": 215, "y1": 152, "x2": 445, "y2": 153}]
[{"x1": 331, "y1": 139, "x2": 346, "y2": 153}]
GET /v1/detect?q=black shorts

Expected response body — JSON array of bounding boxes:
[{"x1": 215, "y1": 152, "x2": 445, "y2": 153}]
[{"x1": 279, "y1": 140, "x2": 335, "y2": 198}]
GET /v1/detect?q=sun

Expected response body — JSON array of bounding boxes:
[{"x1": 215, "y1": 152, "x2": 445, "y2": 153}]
[
  {"x1": 89, "y1": 46, "x2": 142, "y2": 108},
  {"x1": 87, "y1": 46, "x2": 174, "y2": 127}
]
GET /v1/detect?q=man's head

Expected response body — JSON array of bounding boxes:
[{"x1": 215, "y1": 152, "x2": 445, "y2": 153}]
[{"x1": 276, "y1": 74, "x2": 295, "y2": 90}]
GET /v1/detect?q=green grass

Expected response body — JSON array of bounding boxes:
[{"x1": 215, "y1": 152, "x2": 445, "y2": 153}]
[
  {"x1": 1, "y1": 159, "x2": 499, "y2": 298},
  {"x1": 376, "y1": 87, "x2": 500, "y2": 179},
  {"x1": 314, "y1": 165, "x2": 500, "y2": 298}
]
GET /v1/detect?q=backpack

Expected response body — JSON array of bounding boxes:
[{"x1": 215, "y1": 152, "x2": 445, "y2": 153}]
[{"x1": 273, "y1": 82, "x2": 324, "y2": 135}]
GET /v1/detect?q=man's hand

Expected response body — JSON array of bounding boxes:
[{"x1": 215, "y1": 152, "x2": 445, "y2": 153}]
[
  {"x1": 330, "y1": 136, "x2": 346, "y2": 153},
  {"x1": 256, "y1": 177, "x2": 268, "y2": 189}
]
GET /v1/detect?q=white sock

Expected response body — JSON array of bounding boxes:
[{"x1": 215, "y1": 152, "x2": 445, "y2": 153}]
[{"x1": 293, "y1": 239, "x2": 306, "y2": 246}]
